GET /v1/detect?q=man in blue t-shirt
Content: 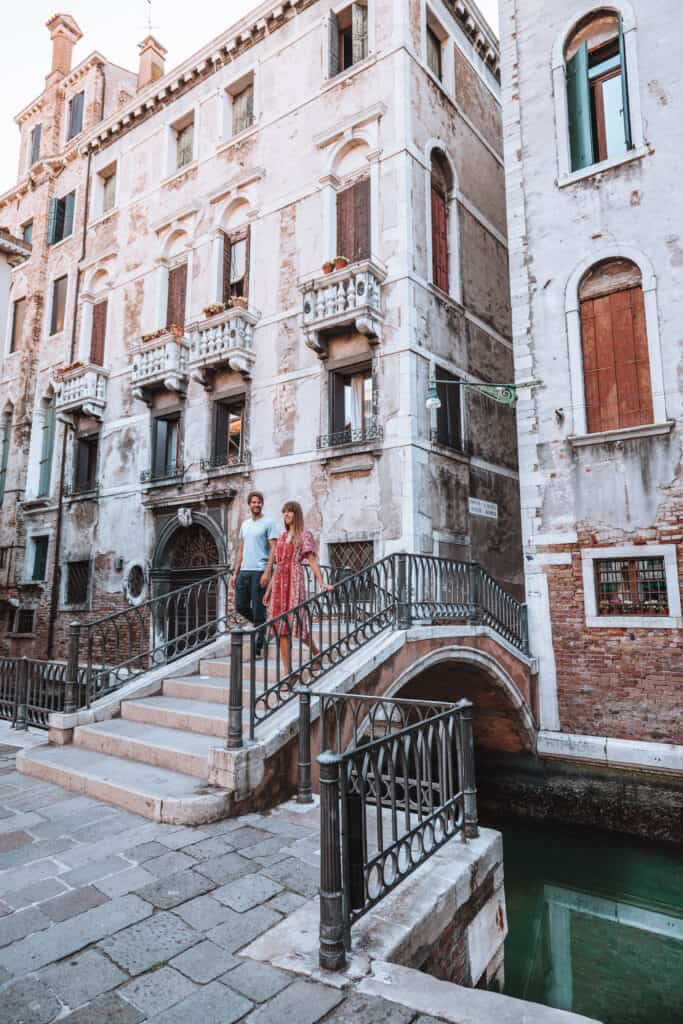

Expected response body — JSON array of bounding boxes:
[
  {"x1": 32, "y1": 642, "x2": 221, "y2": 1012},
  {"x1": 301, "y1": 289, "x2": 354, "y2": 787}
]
[{"x1": 229, "y1": 491, "x2": 278, "y2": 655}]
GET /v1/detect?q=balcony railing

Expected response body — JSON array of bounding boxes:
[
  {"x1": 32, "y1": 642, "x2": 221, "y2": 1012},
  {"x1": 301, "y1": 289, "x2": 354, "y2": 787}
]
[
  {"x1": 300, "y1": 259, "x2": 386, "y2": 355},
  {"x1": 131, "y1": 330, "x2": 188, "y2": 402},
  {"x1": 188, "y1": 306, "x2": 258, "y2": 386},
  {"x1": 317, "y1": 418, "x2": 383, "y2": 451},
  {"x1": 54, "y1": 363, "x2": 108, "y2": 420},
  {"x1": 140, "y1": 466, "x2": 184, "y2": 486},
  {"x1": 200, "y1": 449, "x2": 251, "y2": 473},
  {"x1": 63, "y1": 481, "x2": 100, "y2": 500}
]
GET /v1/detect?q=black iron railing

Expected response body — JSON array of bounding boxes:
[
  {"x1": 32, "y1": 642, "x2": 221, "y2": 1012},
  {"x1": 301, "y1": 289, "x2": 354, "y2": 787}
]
[
  {"x1": 200, "y1": 449, "x2": 251, "y2": 472},
  {"x1": 317, "y1": 419, "x2": 383, "y2": 450},
  {"x1": 63, "y1": 481, "x2": 100, "y2": 499},
  {"x1": 140, "y1": 466, "x2": 185, "y2": 485},
  {"x1": 0, "y1": 657, "x2": 89, "y2": 729},
  {"x1": 304, "y1": 691, "x2": 477, "y2": 969}
]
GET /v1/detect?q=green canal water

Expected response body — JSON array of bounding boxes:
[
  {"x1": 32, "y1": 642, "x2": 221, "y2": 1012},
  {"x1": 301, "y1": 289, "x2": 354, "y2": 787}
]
[{"x1": 498, "y1": 819, "x2": 683, "y2": 1023}]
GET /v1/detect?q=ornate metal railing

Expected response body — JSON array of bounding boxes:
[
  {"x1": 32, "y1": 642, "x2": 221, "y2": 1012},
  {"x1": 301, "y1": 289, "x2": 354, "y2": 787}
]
[
  {"x1": 0, "y1": 657, "x2": 88, "y2": 729},
  {"x1": 140, "y1": 466, "x2": 185, "y2": 485},
  {"x1": 200, "y1": 450, "x2": 251, "y2": 473},
  {"x1": 63, "y1": 480, "x2": 100, "y2": 499},
  {"x1": 317, "y1": 419, "x2": 383, "y2": 450},
  {"x1": 306, "y1": 691, "x2": 478, "y2": 969}
]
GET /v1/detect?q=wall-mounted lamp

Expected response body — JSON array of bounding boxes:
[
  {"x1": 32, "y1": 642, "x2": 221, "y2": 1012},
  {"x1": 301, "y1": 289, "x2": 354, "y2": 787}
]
[{"x1": 426, "y1": 376, "x2": 542, "y2": 410}]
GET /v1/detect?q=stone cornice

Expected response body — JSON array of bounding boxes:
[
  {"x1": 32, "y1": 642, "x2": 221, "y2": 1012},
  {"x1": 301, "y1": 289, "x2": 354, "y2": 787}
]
[
  {"x1": 15, "y1": 52, "x2": 109, "y2": 126},
  {"x1": 444, "y1": 0, "x2": 500, "y2": 79}
]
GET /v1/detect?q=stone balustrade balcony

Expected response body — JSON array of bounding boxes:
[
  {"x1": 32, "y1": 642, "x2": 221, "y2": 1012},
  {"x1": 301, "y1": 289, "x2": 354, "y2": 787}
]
[
  {"x1": 188, "y1": 305, "x2": 258, "y2": 387},
  {"x1": 300, "y1": 259, "x2": 386, "y2": 355},
  {"x1": 131, "y1": 330, "x2": 188, "y2": 403},
  {"x1": 54, "y1": 362, "x2": 108, "y2": 421}
]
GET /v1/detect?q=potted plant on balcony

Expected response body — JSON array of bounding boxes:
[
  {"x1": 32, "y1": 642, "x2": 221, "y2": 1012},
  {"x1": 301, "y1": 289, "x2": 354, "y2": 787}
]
[
  {"x1": 334, "y1": 255, "x2": 349, "y2": 270},
  {"x1": 141, "y1": 328, "x2": 166, "y2": 344},
  {"x1": 55, "y1": 360, "x2": 84, "y2": 377},
  {"x1": 230, "y1": 295, "x2": 248, "y2": 310},
  {"x1": 169, "y1": 323, "x2": 184, "y2": 339},
  {"x1": 322, "y1": 259, "x2": 334, "y2": 274},
  {"x1": 203, "y1": 302, "x2": 226, "y2": 318}
]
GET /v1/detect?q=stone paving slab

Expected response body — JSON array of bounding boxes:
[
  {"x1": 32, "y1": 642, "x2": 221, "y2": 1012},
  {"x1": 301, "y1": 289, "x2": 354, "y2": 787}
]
[
  {"x1": 5, "y1": 878, "x2": 68, "y2": 910},
  {"x1": 36, "y1": 948, "x2": 127, "y2": 1008},
  {"x1": 142, "y1": 849, "x2": 197, "y2": 877},
  {"x1": 98, "y1": 910, "x2": 199, "y2": 975},
  {"x1": 223, "y1": 959, "x2": 292, "y2": 1002},
  {"x1": 60, "y1": 855, "x2": 134, "y2": 888},
  {"x1": 244, "y1": 978, "x2": 344, "y2": 1024},
  {"x1": 59, "y1": 991, "x2": 145, "y2": 1023},
  {"x1": 170, "y1": 938, "x2": 239, "y2": 982},
  {"x1": 213, "y1": 872, "x2": 284, "y2": 912},
  {"x1": 0, "y1": 829, "x2": 33, "y2": 853},
  {"x1": 146, "y1": 979, "x2": 253, "y2": 1024},
  {"x1": 0, "y1": 906, "x2": 51, "y2": 948},
  {"x1": 171, "y1": 892, "x2": 238, "y2": 932},
  {"x1": 119, "y1": 966, "x2": 198, "y2": 1016},
  {"x1": 95, "y1": 865, "x2": 157, "y2": 898},
  {"x1": 207, "y1": 904, "x2": 282, "y2": 953},
  {"x1": 260, "y1": 856, "x2": 321, "y2": 897},
  {"x1": 134, "y1": 867, "x2": 215, "y2": 909},
  {"x1": 0, "y1": 975, "x2": 61, "y2": 1024},
  {"x1": 194, "y1": 849, "x2": 254, "y2": 885},
  {"x1": 42, "y1": 885, "x2": 109, "y2": 923}
]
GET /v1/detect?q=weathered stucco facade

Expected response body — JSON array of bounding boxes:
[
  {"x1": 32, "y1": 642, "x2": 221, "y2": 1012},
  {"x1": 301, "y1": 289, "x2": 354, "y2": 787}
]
[
  {"x1": 0, "y1": 1, "x2": 519, "y2": 661},
  {"x1": 500, "y1": 0, "x2": 683, "y2": 762}
]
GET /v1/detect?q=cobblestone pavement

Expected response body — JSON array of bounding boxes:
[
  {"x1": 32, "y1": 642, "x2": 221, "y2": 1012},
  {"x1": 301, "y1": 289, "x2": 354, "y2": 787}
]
[{"x1": 0, "y1": 744, "x2": 445, "y2": 1024}]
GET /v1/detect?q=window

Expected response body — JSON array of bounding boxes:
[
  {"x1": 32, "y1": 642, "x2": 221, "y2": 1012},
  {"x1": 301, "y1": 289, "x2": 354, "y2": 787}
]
[
  {"x1": 30, "y1": 124, "x2": 42, "y2": 165},
  {"x1": 9, "y1": 297, "x2": 26, "y2": 354},
  {"x1": 166, "y1": 263, "x2": 187, "y2": 328},
  {"x1": 579, "y1": 259, "x2": 652, "y2": 434},
  {"x1": 430, "y1": 151, "x2": 451, "y2": 293},
  {"x1": 0, "y1": 410, "x2": 13, "y2": 506},
  {"x1": 336, "y1": 179, "x2": 370, "y2": 263},
  {"x1": 67, "y1": 91, "x2": 84, "y2": 140},
  {"x1": 0, "y1": 548, "x2": 8, "y2": 570},
  {"x1": 434, "y1": 367, "x2": 462, "y2": 451},
  {"x1": 427, "y1": 25, "x2": 443, "y2": 80},
  {"x1": 565, "y1": 13, "x2": 631, "y2": 172},
  {"x1": 66, "y1": 561, "x2": 90, "y2": 605},
  {"x1": 152, "y1": 415, "x2": 180, "y2": 480},
  {"x1": 232, "y1": 83, "x2": 254, "y2": 135},
  {"x1": 37, "y1": 397, "x2": 56, "y2": 498},
  {"x1": 22, "y1": 221, "x2": 33, "y2": 244},
  {"x1": 326, "y1": 364, "x2": 375, "y2": 445},
  {"x1": 329, "y1": 3, "x2": 368, "y2": 76},
  {"x1": 73, "y1": 434, "x2": 99, "y2": 494},
  {"x1": 89, "y1": 299, "x2": 108, "y2": 366},
  {"x1": 50, "y1": 276, "x2": 68, "y2": 335},
  {"x1": 212, "y1": 398, "x2": 245, "y2": 467},
  {"x1": 222, "y1": 230, "x2": 250, "y2": 303},
  {"x1": 30, "y1": 537, "x2": 49, "y2": 582},
  {"x1": 329, "y1": 540, "x2": 374, "y2": 576},
  {"x1": 595, "y1": 556, "x2": 668, "y2": 617},
  {"x1": 175, "y1": 120, "x2": 194, "y2": 170},
  {"x1": 14, "y1": 609, "x2": 35, "y2": 635},
  {"x1": 48, "y1": 192, "x2": 75, "y2": 245},
  {"x1": 101, "y1": 166, "x2": 117, "y2": 214}
]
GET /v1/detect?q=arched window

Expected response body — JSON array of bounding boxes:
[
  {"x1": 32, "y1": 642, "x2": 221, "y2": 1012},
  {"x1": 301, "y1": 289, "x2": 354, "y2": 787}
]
[
  {"x1": 565, "y1": 11, "x2": 632, "y2": 171},
  {"x1": 0, "y1": 407, "x2": 13, "y2": 507},
  {"x1": 37, "y1": 396, "x2": 56, "y2": 498},
  {"x1": 430, "y1": 150, "x2": 452, "y2": 293},
  {"x1": 579, "y1": 258, "x2": 652, "y2": 433}
]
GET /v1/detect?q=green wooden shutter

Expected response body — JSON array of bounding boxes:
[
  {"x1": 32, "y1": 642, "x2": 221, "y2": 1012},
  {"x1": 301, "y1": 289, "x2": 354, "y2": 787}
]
[
  {"x1": 214, "y1": 402, "x2": 229, "y2": 461},
  {"x1": 566, "y1": 43, "x2": 593, "y2": 171},
  {"x1": 0, "y1": 413, "x2": 12, "y2": 506},
  {"x1": 618, "y1": 16, "x2": 632, "y2": 150},
  {"x1": 47, "y1": 198, "x2": 57, "y2": 245},
  {"x1": 222, "y1": 233, "x2": 232, "y2": 305},
  {"x1": 63, "y1": 192, "x2": 75, "y2": 238},
  {"x1": 37, "y1": 399, "x2": 56, "y2": 498},
  {"x1": 32, "y1": 538, "x2": 49, "y2": 581},
  {"x1": 30, "y1": 124, "x2": 42, "y2": 164},
  {"x1": 352, "y1": 4, "x2": 368, "y2": 65},
  {"x1": 328, "y1": 13, "x2": 339, "y2": 76}
]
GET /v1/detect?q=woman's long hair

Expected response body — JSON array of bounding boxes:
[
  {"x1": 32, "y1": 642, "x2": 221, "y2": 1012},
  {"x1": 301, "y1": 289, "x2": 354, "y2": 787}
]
[{"x1": 282, "y1": 500, "x2": 305, "y2": 547}]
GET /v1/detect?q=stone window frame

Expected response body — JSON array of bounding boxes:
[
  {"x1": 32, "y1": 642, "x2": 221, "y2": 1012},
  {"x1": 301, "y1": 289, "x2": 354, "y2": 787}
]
[
  {"x1": 324, "y1": 0, "x2": 374, "y2": 83},
  {"x1": 423, "y1": 140, "x2": 462, "y2": 304},
  {"x1": 423, "y1": 3, "x2": 456, "y2": 98},
  {"x1": 124, "y1": 560, "x2": 148, "y2": 607},
  {"x1": 581, "y1": 544, "x2": 681, "y2": 629},
  {"x1": 552, "y1": 1, "x2": 646, "y2": 187},
  {"x1": 22, "y1": 530, "x2": 52, "y2": 585},
  {"x1": 163, "y1": 105, "x2": 199, "y2": 181},
  {"x1": 91, "y1": 159, "x2": 118, "y2": 222},
  {"x1": 25, "y1": 386, "x2": 57, "y2": 501},
  {"x1": 221, "y1": 69, "x2": 258, "y2": 143},
  {"x1": 564, "y1": 245, "x2": 669, "y2": 445}
]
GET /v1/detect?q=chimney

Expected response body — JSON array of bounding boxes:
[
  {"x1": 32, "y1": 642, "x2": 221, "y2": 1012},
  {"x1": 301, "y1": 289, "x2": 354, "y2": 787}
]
[
  {"x1": 45, "y1": 13, "x2": 83, "y2": 83},
  {"x1": 137, "y1": 35, "x2": 167, "y2": 90}
]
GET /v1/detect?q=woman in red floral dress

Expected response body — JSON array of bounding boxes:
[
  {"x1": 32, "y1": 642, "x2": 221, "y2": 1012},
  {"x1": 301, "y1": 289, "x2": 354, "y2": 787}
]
[{"x1": 264, "y1": 501, "x2": 333, "y2": 670}]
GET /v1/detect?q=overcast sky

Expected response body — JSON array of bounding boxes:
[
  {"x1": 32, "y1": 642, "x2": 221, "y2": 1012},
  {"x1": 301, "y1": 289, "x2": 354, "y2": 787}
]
[{"x1": 1, "y1": 0, "x2": 499, "y2": 195}]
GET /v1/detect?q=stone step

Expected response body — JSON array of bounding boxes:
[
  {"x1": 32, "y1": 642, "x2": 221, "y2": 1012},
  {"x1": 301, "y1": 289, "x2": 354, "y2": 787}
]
[
  {"x1": 122, "y1": 695, "x2": 229, "y2": 738},
  {"x1": 74, "y1": 718, "x2": 221, "y2": 779},
  {"x1": 163, "y1": 675, "x2": 229, "y2": 704},
  {"x1": 16, "y1": 744, "x2": 232, "y2": 825}
]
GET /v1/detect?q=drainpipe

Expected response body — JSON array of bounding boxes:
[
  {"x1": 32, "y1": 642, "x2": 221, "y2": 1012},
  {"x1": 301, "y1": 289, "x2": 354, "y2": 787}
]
[{"x1": 47, "y1": 145, "x2": 94, "y2": 658}]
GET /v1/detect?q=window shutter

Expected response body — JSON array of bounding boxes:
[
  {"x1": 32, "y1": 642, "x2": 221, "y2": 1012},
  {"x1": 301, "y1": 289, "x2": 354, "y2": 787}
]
[
  {"x1": 166, "y1": 263, "x2": 187, "y2": 328},
  {"x1": 33, "y1": 539, "x2": 48, "y2": 582},
  {"x1": 63, "y1": 192, "x2": 75, "y2": 238},
  {"x1": 246, "y1": 84, "x2": 254, "y2": 128},
  {"x1": 30, "y1": 124, "x2": 41, "y2": 164},
  {"x1": 10, "y1": 298, "x2": 26, "y2": 353},
  {"x1": 353, "y1": 178, "x2": 371, "y2": 261},
  {"x1": 336, "y1": 185, "x2": 355, "y2": 261},
  {"x1": 328, "y1": 13, "x2": 339, "y2": 77},
  {"x1": 618, "y1": 16, "x2": 632, "y2": 150},
  {"x1": 352, "y1": 4, "x2": 368, "y2": 65},
  {"x1": 222, "y1": 233, "x2": 232, "y2": 305},
  {"x1": 232, "y1": 87, "x2": 253, "y2": 134},
  {"x1": 90, "y1": 300, "x2": 107, "y2": 365},
  {"x1": 38, "y1": 399, "x2": 56, "y2": 498},
  {"x1": 70, "y1": 91, "x2": 84, "y2": 136},
  {"x1": 431, "y1": 185, "x2": 449, "y2": 292},
  {"x1": 566, "y1": 43, "x2": 593, "y2": 171},
  {"x1": 330, "y1": 372, "x2": 347, "y2": 433},
  {"x1": 47, "y1": 198, "x2": 57, "y2": 245},
  {"x1": 214, "y1": 402, "x2": 229, "y2": 460},
  {"x1": 0, "y1": 413, "x2": 12, "y2": 506},
  {"x1": 243, "y1": 226, "x2": 251, "y2": 299}
]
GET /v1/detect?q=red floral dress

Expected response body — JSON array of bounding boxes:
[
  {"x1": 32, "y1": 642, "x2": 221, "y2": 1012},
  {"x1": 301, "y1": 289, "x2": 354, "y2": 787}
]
[{"x1": 268, "y1": 530, "x2": 316, "y2": 638}]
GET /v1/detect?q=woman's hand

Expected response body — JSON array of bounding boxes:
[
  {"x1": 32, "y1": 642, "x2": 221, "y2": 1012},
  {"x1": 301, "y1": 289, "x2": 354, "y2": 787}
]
[{"x1": 320, "y1": 583, "x2": 335, "y2": 593}]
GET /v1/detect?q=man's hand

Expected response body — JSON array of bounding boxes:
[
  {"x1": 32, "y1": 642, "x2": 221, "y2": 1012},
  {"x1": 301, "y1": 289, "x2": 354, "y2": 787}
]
[{"x1": 229, "y1": 575, "x2": 236, "y2": 590}]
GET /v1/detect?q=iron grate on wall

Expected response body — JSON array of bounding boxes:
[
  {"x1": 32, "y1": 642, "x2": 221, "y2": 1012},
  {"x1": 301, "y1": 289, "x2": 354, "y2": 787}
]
[
  {"x1": 66, "y1": 561, "x2": 90, "y2": 606},
  {"x1": 328, "y1": 541, "x2": 375, "y2": 576}
]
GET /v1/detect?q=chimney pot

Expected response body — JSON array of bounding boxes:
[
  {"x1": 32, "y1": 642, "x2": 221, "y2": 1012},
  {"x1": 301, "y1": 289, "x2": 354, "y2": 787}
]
[
  {"x1": 137, "y1": 35, "x2": 167, "y2": 91},
  {"x1": 45, "y1": 13, "x2": 83, "y2": 82}
]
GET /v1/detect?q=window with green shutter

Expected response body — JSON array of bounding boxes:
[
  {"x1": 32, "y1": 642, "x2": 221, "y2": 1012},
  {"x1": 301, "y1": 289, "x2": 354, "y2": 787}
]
[
  {"x1": 0, "y1": 410, "x2": 13, "y2": 507},
  {"x1": 31, "y1": 537, "x2": 49, "y2": 582},
  {"x1": 37, "y1": 398, "x2": 56, "y2": 498},
  {"x1": 48, "y1": 192, "x2": 75, "y2": 245},
  {"x1": 67, "y1": 91, "x2": 84, "y2": 139},
  {"x1": 30, "y1": 123, "x2": 42, "y2": 164}
]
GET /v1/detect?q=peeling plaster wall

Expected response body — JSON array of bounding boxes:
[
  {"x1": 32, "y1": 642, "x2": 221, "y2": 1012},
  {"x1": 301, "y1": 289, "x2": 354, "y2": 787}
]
[
  {"x1": 500, "y1": 0, "x2": 683, "y2": 744},
  {"x1": 0, "y1": 0, "x2": 519, "y2": 659}
]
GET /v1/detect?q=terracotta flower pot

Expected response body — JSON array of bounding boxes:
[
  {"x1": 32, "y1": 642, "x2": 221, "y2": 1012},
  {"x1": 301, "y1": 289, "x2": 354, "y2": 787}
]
[
  {"x1": 322, "y1": 260, "x2": 334, "y2": 274},
  {"x1": 334, "y1": 257, "x2": 349, "y2": 270}
]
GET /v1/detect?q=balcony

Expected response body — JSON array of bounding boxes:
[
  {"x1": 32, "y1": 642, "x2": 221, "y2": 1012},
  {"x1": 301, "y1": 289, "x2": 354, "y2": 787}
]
[
  {"x1": 188, "y1": 305, "x2": 258, "y2": 387},
  {"x1": 300, "y1": 259, "x2": 386, "y2": 355},
  {"x1": 317, "y1": 418, "x2": 383, "y2": 452},
  {"x1": 140, "y1": 466, "x2": 185, "y2": 488},
  {"x1": 131, "y1": 330, "x2": 188, "y2": 403},
  {"x1": 200, "y1": 449, "x2": 251, "y2": 476},
  {"x1": 54, "y1": 363, "x2": 108, "y2": 421}
]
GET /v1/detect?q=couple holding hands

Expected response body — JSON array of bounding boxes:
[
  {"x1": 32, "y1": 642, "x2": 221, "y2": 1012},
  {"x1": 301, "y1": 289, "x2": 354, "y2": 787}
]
[{"x1": 229, "y1": 491, "x2": 334, "y2": 663}]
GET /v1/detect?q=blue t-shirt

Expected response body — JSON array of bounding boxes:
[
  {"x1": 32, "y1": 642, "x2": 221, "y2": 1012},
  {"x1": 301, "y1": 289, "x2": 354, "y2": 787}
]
[{"x1": 239, "y1": 516, "x2": 278, "y2": 571}]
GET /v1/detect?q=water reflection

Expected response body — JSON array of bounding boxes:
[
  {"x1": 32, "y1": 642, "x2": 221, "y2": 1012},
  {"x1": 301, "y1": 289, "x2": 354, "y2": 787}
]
[{"x1": 498, "y1": 819, "x2": 683, "y2": 1023}]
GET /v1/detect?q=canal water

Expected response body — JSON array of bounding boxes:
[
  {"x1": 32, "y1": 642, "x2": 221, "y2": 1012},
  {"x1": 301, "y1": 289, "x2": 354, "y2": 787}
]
[{"x1": 497, "y1": 818, "x2": 683, "y2": 1023}]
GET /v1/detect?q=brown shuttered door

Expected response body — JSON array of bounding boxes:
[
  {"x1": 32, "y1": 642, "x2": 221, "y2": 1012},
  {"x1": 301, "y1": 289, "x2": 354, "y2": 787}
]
[
  {"x1": 431, "y1": 185, "x2": 449, "y2": 293},
  {"x1": 336, "y1": 180, "x2": 370, "y2": 263},
  {"x1": 222, "y1": 233, "x2": 232, "y2": 305},
  {"x1": 581, "y1": 285, "x2": 653, "y2": 434},
  {"x1": 337, "y1": 185, "x2": 355, "y2": 262},
  {"x1": 166, "y1": 263, "x2": 187, "y2": 328},
  {"x1": 243, "y1": 226, "x2": 251, "y2": 299},
  {"x1": 89, "y1": 300, "x2": 107, "y2": 366}
]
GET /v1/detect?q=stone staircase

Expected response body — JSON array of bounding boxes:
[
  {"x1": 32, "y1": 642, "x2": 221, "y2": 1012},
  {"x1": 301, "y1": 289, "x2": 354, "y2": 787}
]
[{"x1": 17, "y1": 650, "x2": 266, "y2": 825}]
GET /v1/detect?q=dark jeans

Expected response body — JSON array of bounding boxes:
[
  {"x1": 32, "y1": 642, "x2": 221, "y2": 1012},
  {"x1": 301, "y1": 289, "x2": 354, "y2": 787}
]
[{"x1": 235, "y1": 570, "x2": 267, "y2": 651}]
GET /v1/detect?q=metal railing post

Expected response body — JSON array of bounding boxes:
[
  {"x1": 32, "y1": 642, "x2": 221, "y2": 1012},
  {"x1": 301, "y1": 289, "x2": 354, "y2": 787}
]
[
  {"x1": 297, "y1": 687, "x2": 313, "y2": 804},
  {"x1": 318, "y1": 750, "x2": 346, "y2": 971},
  {"x1": 227, "y1": 628, "x2": 244, "y2": 749},
  {"x1": 64, "y1": 622, "x2": 80, "y2": 715},
  {"x1": 521, "y1": 602, "x2": 529, "y2": 654},
  {"x1": 468, "y1": 563, "x2": 481, "y2": 625},
  {"x1": 458, "y1": 701, "x2": 479, "y2": 838},
  {"x1": 396, "y1": 552, "x2": 412, "y2": 629},
  {"x1": 14, "y1": 657, "x2": 28, "y2": 730}
]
